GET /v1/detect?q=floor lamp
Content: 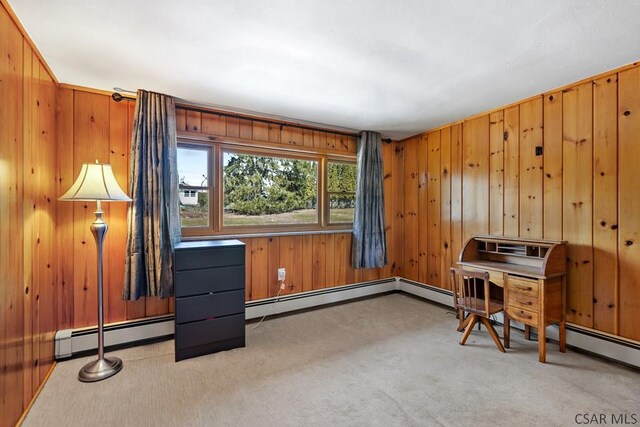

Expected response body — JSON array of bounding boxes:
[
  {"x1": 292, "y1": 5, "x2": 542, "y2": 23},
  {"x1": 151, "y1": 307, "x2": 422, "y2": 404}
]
[{"x1": 59, "y1": 161, "x2": 132, "y2": 382}]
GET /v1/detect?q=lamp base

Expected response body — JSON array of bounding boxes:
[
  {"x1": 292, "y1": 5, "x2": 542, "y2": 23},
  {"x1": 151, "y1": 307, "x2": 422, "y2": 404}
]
[{"x1": 78, "y1": 356, "x2": 123, "y2": 382}]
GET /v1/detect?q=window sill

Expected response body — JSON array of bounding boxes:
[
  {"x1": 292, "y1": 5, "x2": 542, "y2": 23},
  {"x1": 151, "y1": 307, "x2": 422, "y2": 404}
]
[{"x1": 180, "y1": 228, "x2": 353, "y2": 241}]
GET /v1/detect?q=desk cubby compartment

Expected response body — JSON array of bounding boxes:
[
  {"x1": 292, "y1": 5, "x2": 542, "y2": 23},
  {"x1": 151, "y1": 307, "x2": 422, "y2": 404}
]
[{"x1": 496, "y1": 243, "x2": 526, "y2": 256}]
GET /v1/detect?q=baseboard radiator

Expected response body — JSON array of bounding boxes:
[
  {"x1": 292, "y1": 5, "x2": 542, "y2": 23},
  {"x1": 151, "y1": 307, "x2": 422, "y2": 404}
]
[
  {"x1": 55, "y1": 278, "x2": 397, "y2": 360},
  {"x1": 55, "y1": 277, "x2": 640, "y2": 369}
]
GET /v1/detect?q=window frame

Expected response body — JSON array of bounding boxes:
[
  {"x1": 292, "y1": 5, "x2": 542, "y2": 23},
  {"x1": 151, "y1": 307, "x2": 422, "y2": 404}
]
[
  {"x1": 178, "y1": 143, "x2": 215, "y2": 237},
  {"x1": 178, "y1": 138, "x2": 356, "y2": 237}
]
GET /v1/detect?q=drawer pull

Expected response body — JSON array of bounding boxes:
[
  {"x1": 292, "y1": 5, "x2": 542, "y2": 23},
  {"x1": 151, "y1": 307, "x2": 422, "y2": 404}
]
[
  {"x1": 518, "y1": 311, "x2": 532, "y2": 319},
  {"x1": 517, "y1": 300, "x2": 533, "y2": 306},
  {"x1": 514, "y1": 285, "x2": 533, "y2": 292}
]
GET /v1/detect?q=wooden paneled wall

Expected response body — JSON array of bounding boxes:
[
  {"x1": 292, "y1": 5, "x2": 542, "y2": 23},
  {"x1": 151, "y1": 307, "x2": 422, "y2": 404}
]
[
  {"x1": 400, "y1": 63, "x2": 640, "y2": 342},
  {"x1": 56, "y1": 94, "x2": 399, "y2": 331},
  {"x1": 175, "y1": 108, "x2": 359, "y2": 153},
  {"x1": 0, "y1": 3, "x2": 58, "y2": 425}
]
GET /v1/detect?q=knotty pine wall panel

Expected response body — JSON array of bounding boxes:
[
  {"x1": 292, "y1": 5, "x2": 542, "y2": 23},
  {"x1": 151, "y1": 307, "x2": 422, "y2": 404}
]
[
  {"x1": 399, "y1": 61, "x2": 640, "y2": 342},
  {"x1": 462, "y1": 116, "x2": 490, "y2": 242},
  {"x1": 0, "y1": 3, "x2": 58, "y2": 424},
  {"x1": 518, "y1": 98, "x2": 543, "y2": 239},
  {"x1": 175, "y1": 108, "x2": 358, "y2": 155},
  {"x1": 402, "y1": 137, "x2": 419, "y2": 280},
  {"x1": 426, "y1": 131, "x2": 441, "y2": 287},
  {"x1": 488, "y1": 111, "x2": 504, "y2": 236},
  {"x1": 618, "y1": 66, "x2": 640, "y2": 341},
  {"x1": 592, "y1": 74, "x2": 618, "y2": 334},
  {"x1": 562, "y1": 82, "x2": 594, "y2": 327},
  {"x1": 439, "y1": 127, "x2": 452, "y2": 290}
]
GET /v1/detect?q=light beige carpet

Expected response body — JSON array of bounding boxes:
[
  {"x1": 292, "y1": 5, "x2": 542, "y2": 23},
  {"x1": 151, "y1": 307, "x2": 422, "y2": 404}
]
[{"x1": 23, "y1": 294, "x2": 639, "y2": 427}]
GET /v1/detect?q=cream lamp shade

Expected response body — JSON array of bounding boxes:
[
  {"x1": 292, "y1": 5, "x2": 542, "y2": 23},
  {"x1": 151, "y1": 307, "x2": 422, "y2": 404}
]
[{"x1": 59, "y1": 162, "x2": 131, "y2": 202}]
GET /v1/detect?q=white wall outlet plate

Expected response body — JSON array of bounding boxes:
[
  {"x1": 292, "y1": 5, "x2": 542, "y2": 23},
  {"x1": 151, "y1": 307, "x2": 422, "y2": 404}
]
[{"x1": 278, "y1": 268, "x2": 286, "y2": 281}]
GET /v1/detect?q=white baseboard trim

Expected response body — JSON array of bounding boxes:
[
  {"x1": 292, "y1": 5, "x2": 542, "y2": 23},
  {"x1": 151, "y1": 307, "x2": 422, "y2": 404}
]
[
  {"x1": 55, "y1": 276, "x2": 639, "y2": 369},
  {"x1": 245, "y1": 278, "x2": 398, "y2": 320}
]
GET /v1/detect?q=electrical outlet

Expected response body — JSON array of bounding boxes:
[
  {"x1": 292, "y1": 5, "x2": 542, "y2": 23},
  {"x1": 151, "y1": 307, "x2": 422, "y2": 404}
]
[{"x1": 278, "y1": 268, "x2": 286, "y2": 281}]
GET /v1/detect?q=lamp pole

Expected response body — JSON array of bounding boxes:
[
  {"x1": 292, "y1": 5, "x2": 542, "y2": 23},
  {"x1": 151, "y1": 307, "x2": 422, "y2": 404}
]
[{"x1": 78, "y1": 199, "x2": 123, "y2": 382}]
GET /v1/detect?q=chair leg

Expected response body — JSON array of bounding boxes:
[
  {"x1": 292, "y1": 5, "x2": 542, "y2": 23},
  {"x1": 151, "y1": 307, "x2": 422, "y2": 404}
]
[
  {"x1": 458, "y1": 311, "x2": 471, "y2": 332},
  {"x1": 503, "y1": 314, "x2": 510, "y2": 349},
  {"x1": 460, "y1": 314, "x2": 477, "y2": 346},
  {"x1": 480, "y1": 317, "x2": 506, "y2": 353}
]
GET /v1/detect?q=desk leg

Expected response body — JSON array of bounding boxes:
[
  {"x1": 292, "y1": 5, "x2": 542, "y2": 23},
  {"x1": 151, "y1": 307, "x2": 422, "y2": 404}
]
[
  {"x1": 559, "y1": 275, "x2": 567, "y2": 353},
  {"x1": 524, "y1": 325, "x2": 531, "y2": 341},
  {"x1": 559, "y1": 320, "x2": 566, "y2": 353},
  {"x1": 503, "y1": 315, "x2": 510, "y2": 349},
  {"x1": 538, "y1": 325, "x2": 546, "y2": 363}
]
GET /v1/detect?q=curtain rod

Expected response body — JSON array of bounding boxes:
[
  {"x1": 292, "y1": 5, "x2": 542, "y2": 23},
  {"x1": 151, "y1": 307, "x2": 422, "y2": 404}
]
[{"x1": 111, "y1": 88, "x2": 392, "y2": 143}]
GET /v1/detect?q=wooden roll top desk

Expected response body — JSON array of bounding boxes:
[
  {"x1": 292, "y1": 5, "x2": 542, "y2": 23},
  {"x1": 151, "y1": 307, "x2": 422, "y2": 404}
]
[{"x1": 457, "y1": 235, "x2": 568, "y2": 363}]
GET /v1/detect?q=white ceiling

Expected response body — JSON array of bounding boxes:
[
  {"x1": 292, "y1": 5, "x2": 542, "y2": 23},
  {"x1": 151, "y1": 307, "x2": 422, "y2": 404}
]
[{"x1": 11, "y1": 0, "x2": 640, "y2": 139}]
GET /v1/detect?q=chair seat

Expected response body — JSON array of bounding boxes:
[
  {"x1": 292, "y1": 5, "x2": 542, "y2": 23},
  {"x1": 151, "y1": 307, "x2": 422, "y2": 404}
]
[{"x1": 456, "y1": 297, "x2": 503, "y2": 315}]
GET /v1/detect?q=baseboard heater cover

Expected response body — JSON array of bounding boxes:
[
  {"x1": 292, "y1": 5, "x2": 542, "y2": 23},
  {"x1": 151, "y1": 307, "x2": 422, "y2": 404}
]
[
  {"x1": 55, "y1": 277, "x2": 639, "y2": 368},
  {"x1": 54, "y1": 278, "x2": 398, "y2": 360}
]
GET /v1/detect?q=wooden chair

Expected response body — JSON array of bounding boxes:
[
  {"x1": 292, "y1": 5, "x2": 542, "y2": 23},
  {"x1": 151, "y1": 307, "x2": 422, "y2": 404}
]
[{"x1": 450, "y1": 267, "x2": 508, "y2": 352}]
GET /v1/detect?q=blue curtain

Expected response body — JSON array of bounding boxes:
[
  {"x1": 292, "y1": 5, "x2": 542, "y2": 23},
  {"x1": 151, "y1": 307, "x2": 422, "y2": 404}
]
[
  {"x1": 352, "y1": 131, "x2": 387, "y2": 269},
  {"x1": 123, "y1": 90, "x2": 181, "y2": 299}
]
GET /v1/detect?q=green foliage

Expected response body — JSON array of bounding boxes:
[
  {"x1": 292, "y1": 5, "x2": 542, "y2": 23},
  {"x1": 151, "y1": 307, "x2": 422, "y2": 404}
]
[
  {"x1": 197, "y1": 191, "x2": 208, "y2": 208},
  {"x1": 328, "y1": 163, "x2": 357, "y2": 208},
  {"x1": 223, "y1": 153, "x2": 318, "y2": 215}
]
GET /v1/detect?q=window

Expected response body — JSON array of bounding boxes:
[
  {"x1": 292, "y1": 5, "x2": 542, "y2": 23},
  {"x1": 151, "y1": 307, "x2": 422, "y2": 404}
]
[
  {"x1": 327, "y1": 161, "x2": 356, "y2": 224},
  {"x1": 177, "y1": 138, "x2": 355, "y2": 235},
  {"x1": 222, "y1": 151, "x2": 318, "y2": 227},
  {"x1": 177, "y1": 145, "x2": 211, "y2": 228}
]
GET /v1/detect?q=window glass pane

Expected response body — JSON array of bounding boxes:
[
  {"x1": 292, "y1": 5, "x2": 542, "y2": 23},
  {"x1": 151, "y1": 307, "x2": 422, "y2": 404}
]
[
  {"x1": 328, "y1": 162, "x2": 356, "y2": 192},
  {"x1": 328, "y1": 162, "x2": 356, "y2": 223},
  {"x1": 178, "y1": 146, "x2": 209, "y2": 227},
  {"x1": 329, "y1": 193, "x2": 355, "y2": 223},
  {"x1": 223, "y1": 152, "x2": 318, "y2": 226}
]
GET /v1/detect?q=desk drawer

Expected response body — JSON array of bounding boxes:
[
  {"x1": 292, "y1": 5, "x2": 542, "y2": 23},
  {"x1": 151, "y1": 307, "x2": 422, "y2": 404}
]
[
  {"x1": 507, "y1": 276, "x2": 539, "y2": 297},
  {"x1": 507, "y1": 306, "x2": 539, "y2": 326},
  {"x1": 507, "y1": 291, "x2": 539, "y2": 311}
]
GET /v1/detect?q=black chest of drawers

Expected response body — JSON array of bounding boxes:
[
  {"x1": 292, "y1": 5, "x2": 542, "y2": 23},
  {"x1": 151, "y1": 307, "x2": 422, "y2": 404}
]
[{"x1": 174, "y1": 240, "x2": 246, "y2": 362}]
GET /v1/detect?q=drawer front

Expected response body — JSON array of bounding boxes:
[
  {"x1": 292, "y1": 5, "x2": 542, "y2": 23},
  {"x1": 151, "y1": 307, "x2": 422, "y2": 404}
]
[
  {"x1": 507, "y1": 291, "x2": 539, "y2": 311},
  {"x1": 176, "y1": 290, "x2": 245, "y2": 324},
  {"x1": 175, "y1": 246, "x2": 244, "y2": 271},
  {"x1": 175, "y1": 265, "x2": 244, "y2": 297},
  {"x1": 507, "y1": 276, "x2": 539, "y2": 297},
  {"x1": 175, "y1": 313, "x2": 245, "y2": 350},
  {"x1": 507, "y1": 306, "x2": 539, "y2": 326}
]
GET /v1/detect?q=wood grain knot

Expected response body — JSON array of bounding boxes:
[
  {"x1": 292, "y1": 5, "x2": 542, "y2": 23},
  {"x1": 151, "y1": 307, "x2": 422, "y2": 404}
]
[
  {"x1": 625, "y1": 240, "x2": 634, "y2": 246},
  {"x1": 549, "y1": 95, "x2": 554, "y2": 101},
  {"x1": 611, "y1": 224, "x2": 618, "y2": 230},
  {"x1": 624, "y1": 111, "x2": 631, "y2": 116},
  {"x1": 600, "y1": 221, "x2": 606, "y2": 227}
]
